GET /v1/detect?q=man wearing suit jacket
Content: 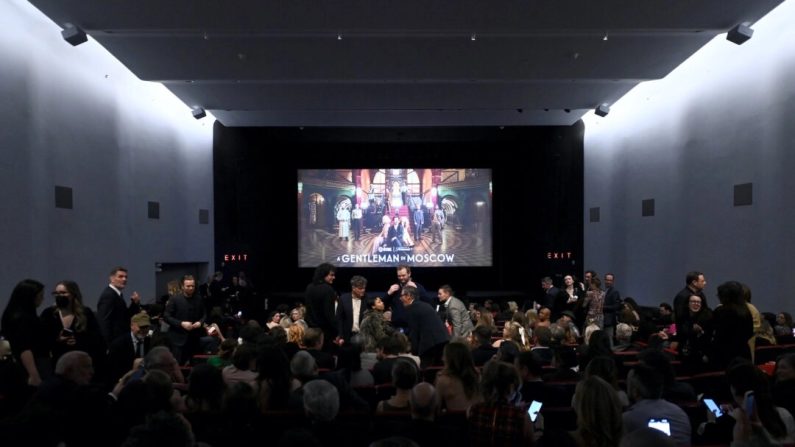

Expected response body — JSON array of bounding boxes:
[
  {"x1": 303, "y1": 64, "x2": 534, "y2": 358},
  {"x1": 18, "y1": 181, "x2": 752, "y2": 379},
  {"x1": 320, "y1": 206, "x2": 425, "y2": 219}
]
[
  {"x1": 97, "y1": 266, "x2": 141, "y2": 345},
  {"x1": 387, "y1": 264, "x2": 430, "y2": 330},
  {"x1": 402, "y1": 285, "x2": 449, "y2": 368},
  {"x1": 437, "y1": 284, "x2": 474, "y2": 338},
  {"x1": 337, "y1": 275, "x2": 368, "y2": 342},
  {"x1": 106, "y1": 312, "x2": 151, "y2": 386},
  {"x1": 164, "y1": 275, "x2": 205, "y2": 365}
]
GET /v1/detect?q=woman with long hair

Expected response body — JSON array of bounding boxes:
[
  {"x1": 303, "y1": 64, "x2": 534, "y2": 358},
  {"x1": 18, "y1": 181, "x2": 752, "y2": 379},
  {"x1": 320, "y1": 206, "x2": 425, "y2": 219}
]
[
  {"x1": 710, "y1": 281, "x2": 753, "y2": 370},
  {"x1": 40, "y1": 280, "x2": 105, "y2": 370},
  {"x1": 571, "y1": 376, "x2": 623, "y2": 447},
  {"x1": 468, "y1": 360, "x2": 535, "y2": 446},
  {"x1": 1, "y1": 279, "x2": 47, "y2": 385},
  {"x1": 436, "y1": 341, "x2": 482, "y2": 411}
]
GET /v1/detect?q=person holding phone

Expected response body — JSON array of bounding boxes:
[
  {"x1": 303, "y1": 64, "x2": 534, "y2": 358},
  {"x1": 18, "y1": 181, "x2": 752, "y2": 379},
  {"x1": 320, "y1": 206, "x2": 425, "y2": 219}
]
[
  {"x1": 467, "y1": 361, "x2": 535, "y2": 446},
  {"x1": 727, "y1": 363, "x2": 795, "y2": 443},
  {"x1": 40, "y1": 280, "x2": 105, "y2": 375},
  {"x1": 623, "y1": 364, "x2": 691, "y2": 446}
]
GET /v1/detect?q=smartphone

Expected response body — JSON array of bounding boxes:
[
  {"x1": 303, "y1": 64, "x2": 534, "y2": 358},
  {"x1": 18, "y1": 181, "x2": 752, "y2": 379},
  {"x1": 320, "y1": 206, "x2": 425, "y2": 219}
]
[
  {"x1": 648, "y1": 418, "x2": 671, "y2": 436},
  {"x1": 527, "y1": 400, "x2": 543, "y2": 422},
  {"x1": 703, "y1": 398, "x2": 723, "y2": 418},
  {"x1": 745, "y1": 392, "x2": 755, "y2": 417}
]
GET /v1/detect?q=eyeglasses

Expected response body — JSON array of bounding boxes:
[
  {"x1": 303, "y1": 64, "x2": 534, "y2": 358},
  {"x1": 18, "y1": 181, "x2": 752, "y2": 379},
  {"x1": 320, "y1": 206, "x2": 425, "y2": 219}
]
[{"x1": 51, "y1": 291, "x2": 70, "y2": 296}]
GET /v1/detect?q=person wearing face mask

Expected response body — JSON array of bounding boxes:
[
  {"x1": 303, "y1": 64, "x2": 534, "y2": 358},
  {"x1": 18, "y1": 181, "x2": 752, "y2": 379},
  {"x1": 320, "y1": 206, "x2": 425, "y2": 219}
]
[
  {"x1": 40, "y1": 280, "x2": 106, "y2": 380},
  {"x1": 106, "y1": 311, "x2": 152, "y2": 387}
]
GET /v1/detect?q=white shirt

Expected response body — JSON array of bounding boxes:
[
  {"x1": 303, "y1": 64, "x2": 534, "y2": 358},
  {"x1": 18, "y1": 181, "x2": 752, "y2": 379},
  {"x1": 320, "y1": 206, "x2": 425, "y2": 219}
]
[{"x1": 352, "y1": 297, "x2": 363, "y2": 332}]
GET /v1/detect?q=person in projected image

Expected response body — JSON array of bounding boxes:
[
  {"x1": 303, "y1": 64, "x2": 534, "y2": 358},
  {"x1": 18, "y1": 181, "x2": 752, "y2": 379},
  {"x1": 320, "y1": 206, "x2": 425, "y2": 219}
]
[
  {"x1": 336, "y1": 204, "x2": 351, "y2": 241},
  {"x1": 387, "y1": 216, "x2": 404, "y2": 249},
  {"x1": 400, "y1": 216, "x2": 415, "y2": 247},
  {"x1": 371, "y1": 219, "x2": 391, "y2": 255}
]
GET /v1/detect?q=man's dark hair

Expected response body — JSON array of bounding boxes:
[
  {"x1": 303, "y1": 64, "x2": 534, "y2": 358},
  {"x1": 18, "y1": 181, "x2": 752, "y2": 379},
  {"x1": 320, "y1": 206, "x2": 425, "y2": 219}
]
[{"x1": 685, "y1": 271, "x2": 703, "y2": 286}]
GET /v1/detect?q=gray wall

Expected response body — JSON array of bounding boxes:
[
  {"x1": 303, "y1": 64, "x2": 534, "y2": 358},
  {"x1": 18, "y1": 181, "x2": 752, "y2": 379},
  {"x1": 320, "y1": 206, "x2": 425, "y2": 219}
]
[
  {"x1": 0, "y1": 1, "x2": 214, "y2": 311},
  {"x1": 583, "y1": 1, "x2": 795, "y2": 314}
]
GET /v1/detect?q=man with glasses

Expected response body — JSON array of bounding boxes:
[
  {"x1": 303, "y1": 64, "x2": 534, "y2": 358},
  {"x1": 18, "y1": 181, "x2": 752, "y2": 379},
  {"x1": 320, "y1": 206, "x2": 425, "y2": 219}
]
[{"x1": 401, "y1": 286, "x2": 449, "y2": 368}]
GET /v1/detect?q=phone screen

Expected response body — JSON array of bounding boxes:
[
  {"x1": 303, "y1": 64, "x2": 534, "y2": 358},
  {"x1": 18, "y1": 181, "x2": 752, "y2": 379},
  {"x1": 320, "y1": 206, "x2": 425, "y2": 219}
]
[
  {"x1": 648, "y1": 418, "x2": 671, "y2": 436},
  {"x1": 703, "y1": 398, "x2": 723, "y2": 418},
  {"x1": 527, "y1": 400, "x2": 543, "y2": 422},
  {"x1": 745, "y1": 392, "x2": 755, "y2": 417}
]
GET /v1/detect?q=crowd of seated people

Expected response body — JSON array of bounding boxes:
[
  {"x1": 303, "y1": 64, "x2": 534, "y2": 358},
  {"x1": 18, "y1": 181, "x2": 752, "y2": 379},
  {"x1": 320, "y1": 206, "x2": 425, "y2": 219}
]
[{"x1": 1, "y1": 270, "x2": 795, "y2": 446}]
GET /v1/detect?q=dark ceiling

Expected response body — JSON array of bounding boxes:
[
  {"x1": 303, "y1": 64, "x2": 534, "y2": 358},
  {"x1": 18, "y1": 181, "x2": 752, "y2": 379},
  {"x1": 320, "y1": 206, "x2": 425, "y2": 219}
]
[{"x1": 29, "y1": 0, "x2": 784, "y2": 126}]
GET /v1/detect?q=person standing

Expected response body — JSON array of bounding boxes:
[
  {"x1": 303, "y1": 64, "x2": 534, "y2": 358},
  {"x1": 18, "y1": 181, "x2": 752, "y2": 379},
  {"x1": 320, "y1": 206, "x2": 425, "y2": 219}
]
[
  {"x1": 402, "y1": 286, "x2": 449, "y2": 368},
  {"x1": 96, "y1": 267, "x2": 141, "y2": 345},
  {"x1": 337, "y1": 275, "x2": 368, "y2": 342},
  {"x1": 351, "y1": 203, "x2": 363, "y2": 241},
  {"x1": 387, "y1": 264, "x2": 430, "y2": 330},
  {"x1": 305, "y1": 263, "x2": 340, "y2": 349},
  {"x1": 2, "y1": 279, "x2": 47, "y2": 385},
  {"x1": 673, "y1": 271, "x2": 708, "y2": 323},
  {"x1": 437, "y1": 285, "x2": 473, "y2": 338},
  {"x1": 40, "y1": 280, "x2": 106, "y2": 377},
  {"x1": 337, "y1": 205, "x2": 351, "y2": 241},
  {"x1": 163, "y1": 275, "x2": 205, "y2": 365},
  {"x1": 603, "y1": 273, "x2": 622, "y2": 342},
  {"x1": 413, "y1": 207, "x2": 424, "y2": 244}
]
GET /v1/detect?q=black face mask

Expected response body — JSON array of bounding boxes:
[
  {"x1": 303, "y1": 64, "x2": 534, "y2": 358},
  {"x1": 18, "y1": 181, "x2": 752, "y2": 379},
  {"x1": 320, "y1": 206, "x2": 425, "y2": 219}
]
[{"x1": 55, "y1": 295, "x2": 70, "y2": 308}]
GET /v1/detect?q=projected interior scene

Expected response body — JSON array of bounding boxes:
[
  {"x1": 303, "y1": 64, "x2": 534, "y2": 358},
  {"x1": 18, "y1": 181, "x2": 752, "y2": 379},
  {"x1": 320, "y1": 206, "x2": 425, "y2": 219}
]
[{"x1": 298, "y1": 169, "x2": 492, "y2": 267}]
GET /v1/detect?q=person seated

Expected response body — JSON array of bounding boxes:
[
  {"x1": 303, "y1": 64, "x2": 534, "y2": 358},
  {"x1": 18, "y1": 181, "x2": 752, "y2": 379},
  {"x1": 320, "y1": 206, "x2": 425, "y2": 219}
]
[
  {"x1": 435, "y1": 342, "x2": 481, "y2": 412},
  {"x1": 302, "y1": 328, "x2": 335, "y2": 370},
  {"x1": 469, "y1": 325, "x2": 498, "y2": 367},
  {"x1": 376, "y1": 358, "x2": 418, "y2": 413}
]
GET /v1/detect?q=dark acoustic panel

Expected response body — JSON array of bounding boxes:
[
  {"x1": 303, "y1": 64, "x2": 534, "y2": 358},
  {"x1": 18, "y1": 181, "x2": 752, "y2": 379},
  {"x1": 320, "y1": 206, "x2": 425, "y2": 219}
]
[
  {"x1": 642, "y1": 199, "x2": 655, "y2": 217},
  {"x1": 148, "y1": 201, "x2": 160, "y2": 219},
  {"x1": 199, "y1": 209, "x2": 209, "y2": 224},
  {"x1": 734, "y1": 183, "x2": 753, "y2": 206},
  {"x1": 54, "y1": 186, "x2": 73, "y2": 209},
  {"x1": 589, "y1": 207, "x2": 600, "y2": 223}
]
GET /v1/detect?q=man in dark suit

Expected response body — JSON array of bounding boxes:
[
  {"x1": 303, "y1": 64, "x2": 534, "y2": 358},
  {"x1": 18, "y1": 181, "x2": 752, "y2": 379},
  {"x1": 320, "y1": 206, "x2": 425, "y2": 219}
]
[
  {"x1": 97, "y1": 266, "x2": 141, "y2": 345},
  {"x1": 402, "y1": 285, "x2": 449, "y2": 368},
  {"x1": 337, "y1": 275, "x2": 368, "y2": 342},
  {"x1": 106, "y1": 312, "x2": 151, "y2": 386},
  {"x1": 305, "y1": 263, "x2": 340, "y2": 350},
  {"x1": 386, "y1": 264, "x2": 430, "y2": 330},
  {"x1": 603, "y1": 272, "x2": 622, "y2": 343},
  {"x1": 539, "y1": 277, "x2": 559, "y2": 310},
  {"x1": 163, "y1": 275, "x2": 205, "y2": 365},
  {"x1": 673, "y1": 271, "x2": 708, "y2": 323}
]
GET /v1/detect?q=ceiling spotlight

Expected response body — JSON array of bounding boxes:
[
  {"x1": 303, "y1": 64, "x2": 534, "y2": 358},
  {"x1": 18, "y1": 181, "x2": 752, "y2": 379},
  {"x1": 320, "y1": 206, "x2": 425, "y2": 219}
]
[
  {"x1": 192, "y1": 107, "x2": 207, "y2": 120},
  {"x1": 470, "y1": 33, "x2": 477, "y2": 41},
  {"x1": 602, "y1": 31, "x2": 609, "y2": 41},
  {"x1": 595, "y1": 103, "x2": 610, "y2": 117},
  {"x1": 337, "y1": 34, "x2": 343, "y2": 41},
  {"x1": 61, "y1": 23, "x2": 87, "y2": 46},
  {"x1": 727, "y1": 22, "x2": 753, "y2": 45}
]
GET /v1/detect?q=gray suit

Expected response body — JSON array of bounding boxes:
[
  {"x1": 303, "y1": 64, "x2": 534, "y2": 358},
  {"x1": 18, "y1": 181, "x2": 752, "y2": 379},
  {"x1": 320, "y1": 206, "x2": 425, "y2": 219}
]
[{"x1": 444, "y1": 296, "x2": 474, "y2": 338}]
